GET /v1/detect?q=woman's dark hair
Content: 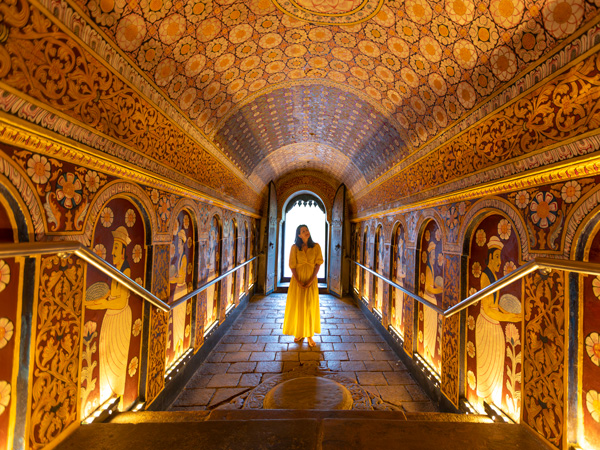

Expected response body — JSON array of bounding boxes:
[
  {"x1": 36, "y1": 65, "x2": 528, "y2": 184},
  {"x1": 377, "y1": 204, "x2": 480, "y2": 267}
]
[{"x1": 295, "y1": 224, "x2": 315, "y2": 250}]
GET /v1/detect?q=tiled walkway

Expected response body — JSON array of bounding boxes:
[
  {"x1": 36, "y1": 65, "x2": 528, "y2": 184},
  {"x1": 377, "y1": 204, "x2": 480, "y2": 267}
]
[{"x1": 170, "y1": 294, "x2": 437, "y2": 413}]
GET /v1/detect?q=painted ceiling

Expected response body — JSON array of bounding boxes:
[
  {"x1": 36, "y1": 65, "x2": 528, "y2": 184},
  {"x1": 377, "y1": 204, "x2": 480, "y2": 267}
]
[{"x1": 73, "y1": 0, "x2": 598, "y2": 201}]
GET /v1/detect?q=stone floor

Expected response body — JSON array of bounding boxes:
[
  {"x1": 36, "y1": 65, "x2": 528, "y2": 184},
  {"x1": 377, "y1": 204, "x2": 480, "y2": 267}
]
[{"x1": 170, "y1": 293, "x2": 437, "y2": 413}]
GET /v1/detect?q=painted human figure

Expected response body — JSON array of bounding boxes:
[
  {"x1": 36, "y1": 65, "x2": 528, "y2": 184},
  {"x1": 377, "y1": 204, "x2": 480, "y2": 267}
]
[
  {"x1": 423, "y1": 241, "x2": 442, "y2": 362},
  {"x1": 86, "y1": 226, "x2": 132, "y2": 404},
  {"x1": 206, "y1": 219, "x2": 219, "y2": 324},
  {"x1": 475, "y1": 236, "x2": 521, "y2": 407},
  {"x1": 393, "y1": 236, "x2": 406, "y2": 330},
  {"x1": 169, "y1": 229, "x2": 188, "y2": 356}
]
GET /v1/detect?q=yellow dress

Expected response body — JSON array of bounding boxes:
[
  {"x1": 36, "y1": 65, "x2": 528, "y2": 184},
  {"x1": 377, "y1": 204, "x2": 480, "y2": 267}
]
[{"x1": 283, "y1": 243, "x2": 323, "y2": 337}]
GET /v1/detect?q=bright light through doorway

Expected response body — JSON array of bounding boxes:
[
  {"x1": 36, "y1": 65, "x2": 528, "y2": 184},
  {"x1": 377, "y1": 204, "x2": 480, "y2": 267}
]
[{"x1": 284, "y1": 202, "x2": 326, "y2": 279}]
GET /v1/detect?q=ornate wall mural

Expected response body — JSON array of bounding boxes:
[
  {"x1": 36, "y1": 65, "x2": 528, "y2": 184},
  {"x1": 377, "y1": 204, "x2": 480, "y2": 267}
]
[
  {"x1": 417, "y1": 219, "x2": 443, "y2": 374},
  {"x1": 361, "y1": 226, "x2": 370, "y2": 302},
  {"x1": 166, "y1": 210, "x2": 195, "y2": 369},
  {"x1": 465, "y1": 213, "x2": 523, "y2": 422},
  {"x1": 30, "y1": 254, "x2": 83, "y2": 449},
  {"x1": 390, "y1": 222, "x2": 407, "y2": 337},
  {"x1": 374, "y1": 224, "x2": 384, "y2": 313},
  {"x1": 204, "y1": 215, "x2": 221, "y2": 330},
  {"x1": 82, "y1": 197, "x2": 146, "y2": 415}
]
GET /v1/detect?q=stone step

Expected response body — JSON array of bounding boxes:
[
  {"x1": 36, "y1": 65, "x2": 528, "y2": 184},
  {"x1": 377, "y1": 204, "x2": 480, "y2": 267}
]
[
  {"x1": 57, "y1": 418, "x2": 551, "y2": 450},
  {"x1": 112, "y1": 409, "x2": 491, "y2": 424}
]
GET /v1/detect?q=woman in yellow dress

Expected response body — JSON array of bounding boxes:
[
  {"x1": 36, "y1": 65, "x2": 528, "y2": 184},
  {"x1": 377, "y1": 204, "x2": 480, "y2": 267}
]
[{"x1": 283, "y1": 225, "x2": 323, "y2": 347}]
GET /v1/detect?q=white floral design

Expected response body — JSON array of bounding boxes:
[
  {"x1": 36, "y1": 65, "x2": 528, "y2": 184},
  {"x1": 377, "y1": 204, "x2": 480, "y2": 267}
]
[
  {"x1": 585, "y1": 332, "x2": 600, "y2": 366},
  {"x1": 586, "y1": 390, "x2": 600, "y2": 422},
  {"x1": 475, "y1": 229, "x2": 486, "y2": 247},
  {"x1": 561, "y1": 180, "x2": 581, "y2": 204},
  {"x1": 504, "y1": 261, "x2": 517, "y2": 276},
  {"x1": 497, "y1": 219, "x2": 512, "y2": 240},
  {"x1": 27, "y1": 154, "x2": 51, "y2": 184},
  {"x1": 85, "y1": 170, "x2": 100, "y2": 193}
]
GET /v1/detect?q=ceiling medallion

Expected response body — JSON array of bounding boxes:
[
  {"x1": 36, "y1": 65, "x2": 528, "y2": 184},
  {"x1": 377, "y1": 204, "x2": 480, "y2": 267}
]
[{"x1": 271, "y1": 0, "x2": 384, "y2": 25}]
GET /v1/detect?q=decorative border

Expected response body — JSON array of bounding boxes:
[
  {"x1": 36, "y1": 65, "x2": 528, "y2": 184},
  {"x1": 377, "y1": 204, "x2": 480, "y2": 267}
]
[
  {"x1": 0, "y1": 117, "x2": 260, "y2": 219},
  {"x1": 354, "y1": 148, "x2": 600, "y2": 222}
]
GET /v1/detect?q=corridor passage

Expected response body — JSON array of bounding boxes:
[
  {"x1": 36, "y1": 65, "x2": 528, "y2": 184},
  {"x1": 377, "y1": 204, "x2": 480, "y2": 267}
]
[{"x1": 170, "y1": 294, "x2": 437, "y2": 412}]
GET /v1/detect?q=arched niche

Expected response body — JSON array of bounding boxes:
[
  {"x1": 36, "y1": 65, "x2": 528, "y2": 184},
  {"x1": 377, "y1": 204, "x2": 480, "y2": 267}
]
[
  {"x1": 0, "y1": 177, "x2": 34, "y2": 450},
  {"x1": 389, "y1": 221, "x2": 408, "y2": 338},
  {"x1": 165, "y1": 207, "x2": 197, "y2": 369},
  {"x1": 83, "y1": 195, "x2": 150, "y2": 417},
  {"x1": 202, "y1": 214, "x2": 222, "y2": 332},
  {"x1": 239, "y1": 222, "x2": 248, "y2": 299},
  {"x1": 280, "y1": 191, "x2": 328, "y2": 284},
  {"x1": 374, "y1": 224, "x2": 384, "y2": 315},
  {"x1": 568, "y1": 191, "x2": 600, "y2": 448},
  {"x1": 461, "y1": 210, "x2": 524, "y2": 422},
  {"x1": 416, "y1": 218, "x2": 444, "y2": 375},
  {"x1": 361, "y1": 225, "x2": 370, "y2": 302},
  {"x1": 224, "y1": 218, "x2": 238, "y2": 312}
]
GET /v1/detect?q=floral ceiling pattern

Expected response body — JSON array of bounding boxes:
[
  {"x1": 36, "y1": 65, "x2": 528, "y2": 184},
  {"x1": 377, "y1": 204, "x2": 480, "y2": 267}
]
[{"x1": 72, "y1": 0, "x2": 597, "y2": 196}]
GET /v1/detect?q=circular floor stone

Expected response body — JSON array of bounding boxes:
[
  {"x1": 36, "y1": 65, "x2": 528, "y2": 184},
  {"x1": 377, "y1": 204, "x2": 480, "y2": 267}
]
[{"x1": 263, "y1": 376, "x2": 353, "y2": 410}]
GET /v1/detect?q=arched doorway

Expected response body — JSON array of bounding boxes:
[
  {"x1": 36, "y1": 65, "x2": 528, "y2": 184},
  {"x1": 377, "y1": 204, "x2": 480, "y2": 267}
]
[{"x1": 280, "y1": 192, "x2": 327, "y2": 284}]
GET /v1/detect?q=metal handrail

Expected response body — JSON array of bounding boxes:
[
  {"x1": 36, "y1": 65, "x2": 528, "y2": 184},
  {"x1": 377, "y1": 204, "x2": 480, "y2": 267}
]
[
  {"x1": 0, "y1": 242, "x2": 258, "y2": 313},
  {"x1": 171, "y1": 256, "x2": 257, "y2": 309},
  {"x1": 352, "y1": 257, "x2": 600, "y2": 318},
  {"x1": 0, "y1": 241, "x2": 170, "y2": 311}
]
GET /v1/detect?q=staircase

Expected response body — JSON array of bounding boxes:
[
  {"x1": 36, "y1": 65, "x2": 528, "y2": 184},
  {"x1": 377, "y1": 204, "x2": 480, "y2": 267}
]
[{"x1": 56, "y1": 410, "x2": 550, "y2": 450}]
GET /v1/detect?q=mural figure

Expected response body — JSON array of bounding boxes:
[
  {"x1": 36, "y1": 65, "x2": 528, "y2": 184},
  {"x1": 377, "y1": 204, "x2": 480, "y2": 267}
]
[
  {"x1": 205, "y1": 216, "x2": 220, "y2": 326},
  {"x1": 375, "y1": 227, "x2": 384, "y2": 312},
  {"x1": 86, "y1": 226, "x2": 132, "y2": 403},
  {"x1": 423, "y1": 241, "x2": 442, "y2": 363},
  {"x1": 391, "y1": 227, "x2": 406, "y2": 334},
  {"x1": 169, "y1": 229, "x2": 188, "y2": 356},
  {"x1": 475, "y1": 236, "x2": 521, "y2": 407}
]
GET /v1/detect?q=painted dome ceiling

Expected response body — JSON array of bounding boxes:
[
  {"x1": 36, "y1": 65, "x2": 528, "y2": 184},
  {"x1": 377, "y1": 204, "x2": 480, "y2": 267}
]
[{"x1": 73, "y1": 0, "x2": 599, "y2": 200}]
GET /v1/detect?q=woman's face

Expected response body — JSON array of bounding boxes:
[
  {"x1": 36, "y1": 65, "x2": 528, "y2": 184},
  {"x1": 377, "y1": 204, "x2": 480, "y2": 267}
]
[{"x1": 298, "y1": 226, "x2": 310, "y2": 243}]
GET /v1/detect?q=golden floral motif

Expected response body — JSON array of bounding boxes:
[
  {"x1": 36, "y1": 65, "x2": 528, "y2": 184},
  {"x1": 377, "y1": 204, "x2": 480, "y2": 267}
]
[
  {"x1": 497, "y1": 219, "x2": 512, "y2": 239},
  {"x1": 523, "y1": 271, "x2": 565, "y2": 447},
  {"x1": 561, "y1": 180, "x2": 581, "y2": 203},
  {"x1": 587, "y1": 390, "x2": 600, "y2": 422},
  {"x1": 55, "y1": 173, "x2": 83, "y2": 209},
  {"x1": 585, "y1": 332, "x2": 600, "y2": 366},
  {"x1": 27, "y1": 154, "x2": 51, "y2": 184},
  {"x1": 93, "y1": 243, "x2": 106, "y2": 260},
  {"x1": 100, "y1": 207, "x2": 114, "y2": 228},
  {"x1": 0, "y1": 381, "x2": 11, "y2": 416},
  {"x1": 467, "y1": 370, "x2": 476, "y2": 389},
  {"x1": 542, "y1": 0, "x2": 585, "y2": 39},
  {"x1": 471, "y1": 261, "x2": 482, "y2": 278},
  {"x1": 466, "y1": 340, "x2": 475, "y2": 358},
  {"x1": 128, "y1": 357, "x2": 138, "y2": 377},
  {"x1": 504, "y1": 261, "x2": 517, "y2": 276},
  {"x1": 475, "y1": 229, "x2": 486, "y2": 246},
  {"x1": 0, "y1": 260, "x2": 10, "y2": 293},
  {"x1": 0, "y1": 317, "x2": 14, "y2": 349},
  {"x1": 30, "y1": 255, "x2": 83, "y2": 448}
]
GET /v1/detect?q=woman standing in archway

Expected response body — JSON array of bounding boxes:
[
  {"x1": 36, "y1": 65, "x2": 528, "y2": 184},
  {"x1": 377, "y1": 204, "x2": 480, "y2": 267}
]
[{"x1": 283, "y1": 225, "x2": 323, "y2": 347}]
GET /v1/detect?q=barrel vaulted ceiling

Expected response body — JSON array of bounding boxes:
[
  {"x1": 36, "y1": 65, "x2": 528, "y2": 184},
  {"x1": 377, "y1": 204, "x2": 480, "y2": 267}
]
[{"x1": 7, "y1": 0, "x2": 600, "y2": 212}]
